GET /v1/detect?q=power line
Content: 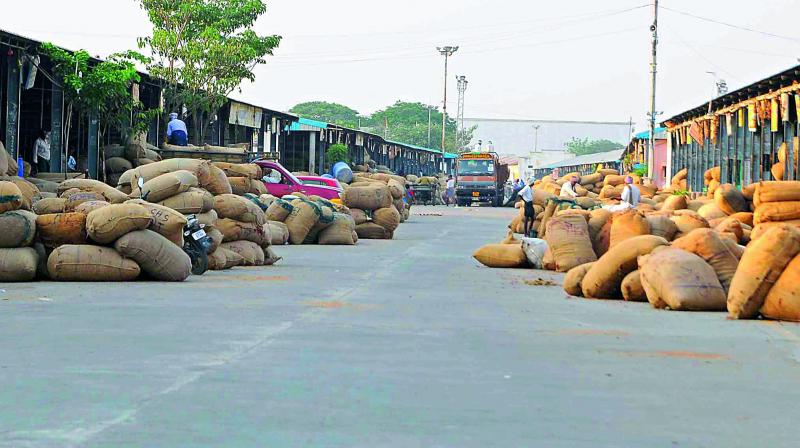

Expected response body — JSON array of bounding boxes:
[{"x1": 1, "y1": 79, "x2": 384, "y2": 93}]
[{"x1": 661, "y1": 6, "x2": 800, "y2": 43}]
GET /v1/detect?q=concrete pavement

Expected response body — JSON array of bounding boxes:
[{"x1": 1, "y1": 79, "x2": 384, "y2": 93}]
[{"x1": 0, "y1": 205, "x2": 799, "y2": 447}]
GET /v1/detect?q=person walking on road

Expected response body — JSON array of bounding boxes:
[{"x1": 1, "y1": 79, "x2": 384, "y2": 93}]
[
  {"x1": 446, "y1": 175, "x2": 456, "y2": 206},
  {"x1": 559, "y1": 175, "x2": 579, "y2": 199},
  {"x1": 34, "y1": 129, "x2": 51, "y2": 173},
  {"x1": 621, "y1": 175, "x2": 641, "y2": 207},
  {"x1": 166, "y1": 112, "x2": 188, "y2": 146},
  {"x1": 518, "y1": 178, "x2": 536, "y2": 237}
]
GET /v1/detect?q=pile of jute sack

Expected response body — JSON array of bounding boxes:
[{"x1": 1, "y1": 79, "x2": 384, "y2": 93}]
[
  {"x1": 338, "y1": 172, "x2": 411, "y2": 239},
  {"x1": 473, "y1": 165, "x2": 800, "y2": 323},
  {"x1": 102, "y1": 134, "x2": 163, "y2": 186}
]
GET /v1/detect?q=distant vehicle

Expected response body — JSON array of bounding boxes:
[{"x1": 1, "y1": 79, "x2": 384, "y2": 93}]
[
  {"x1": 296, "y1": 175, "x2": 343, "y2": 191},
  {"x1": 454, "y1": 151, "x2": 509, "y2": 207},
  {"x1": 252, "y1": 160, "x2": 342, "y2": 200}
]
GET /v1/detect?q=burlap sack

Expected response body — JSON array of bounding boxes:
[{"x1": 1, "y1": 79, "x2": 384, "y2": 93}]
[
  {"x1": 131, "y1": 158, "x2": 210, "y2": 186},
  {"x1": 57, "y1": 178, "x2": 128, "y2": 204},
  {"x1": 581, "y1": 235, "x2": 668, "y2": 299},
  {"x1": 0, "y1": 247, "x2": 38, "y2": 281},
  {"x1": 220, "y1": 241, "x2": 265, "y2": 266},
  {"x1": 158, "y1": 188, "x2": 213, "y2": 214},
  {"x1": 303, "y1": 205, "x2": 334, "y2": 244},
  {"x1": 196, "y1": 209, "x2": 218, "y2": 227},
  {"x1": 264, "y1": 246, "x2": 282, "y2": 265},
  {"x1": 126, "y1": 199, "x2": 187, "y2": 246},
  {"x1": 715, "y1": 218, "x2": 744, "y2": 243},
  {"x1": 218, "y1": 247, "x2": 245, "y2": 268},
  {"x1": 754, "y1": 201, "x2": 800, "y2": 225},
  {"x1": 0, "y1": 210, "x2": 36, "y2": 248},
  {"x1": 349, "y1": 208, "x2": 369, "y2": 225},
  {"x1": 142, "y1": 170, "x2": 198, "y2": 203},
  {"x1": 225, "y1": 177, "x2": 248, "y2": 195},
  {"x1": 342, "y1": 184, "x2": 392, "y2": 210},
  {"x1": 114, "y1": 230, "x2": 191, "y2": 281},
  {"x1": 0, "y1": 181, "x2": 23, "y2": 213},
  {"x1": 212, "y1": 162, "x2": 262, "y2": 179},
  {"x1": 728, "y1": 225, "x2": 800, "y2": 319},
  {"x1": 266, "y1": 221, "x2": 289, "y2": 245},
  {"x1": 63, "y1": 191, "x2": 105, "y2": 211},
  {"x1": 697, "y1": 203, "x2": 727, "y2": 220},
  {"x1": 257, "y1": 194, "x2": 277, "y2": 210},
  {"x1": 599, "y1": 184, "x2": 622, "y2": 200},
  {"x1": 373, "y1": 206, "x2": 401, "y2": 232},
  {"x1": 545, "y1": 214, "x2": 597, "y2": 272},
  {"x1": 86, "y1": 203, "x2": 153, "y2": 244},
  {"x1": 473, "y1": 244, "x2": 527, "y2": 268},
  {"x1": 609, "y1": 209, "x2": 650, "y2": 249},
  {"x1": 563, "y1": 262, "x2": 595, "y2": 296},
  {"x1": 387, "y1": 179, "x2": 405, "y2": 200},
  {"x1": 640, "y1": 247, "x2": 726, "y2": 311},
  {"x1": 318, "y1": 212, "x2": 356, "y2": 245},
  {"x1": 206, "y1": 226, "x2": 223, "y2": 253},
  {"x1": 117, "y1": 168, "x2": 134, "y2": 188},
  {"x1": 754, "y1": 181, "x2": 800, "y2": 206},
  {"x1": 727, "y1": 212, "x2": 754, "y2": 227},
  {"x1": 285, "y1": 200, "x2": 321, "y2": 244},
  {"x1": 213, "y1": 194, "x2": 266, "y2": 225},
  {"x1": 672, "y1": 228, "x2": 739, "y2": 293},
  {"x1": 603, "y1": 175, "x2": 626, "y2": 187},
  {"x1": 670, "y1": 214, "x2": 710, "y2": 238},
  {"x1": 761, "y1": 253, "x2": 800, "y2": 322},
  {"x1": 8, "y1": 177, "x2": 40, "y2": 210},
  {"x1": 266, "y1": 199, "x2": 293, "y2": 222},
  {"x1": 48, "y1": 245, "x2": 140, "y2": 281},
  {"x1": 207, "y1": 249, "x2": 228, "y2": 270},
  {"x1": 202, "y1": 164, "x2": 233, "y2": 195},
  {"x1": 621, "y1": 269, "x2": 646, "y2": 302},
  {"x1": 105, "y1": 157, "x2": 133, "y2": 174},
  {"x1": 216, "y1": 218, "x2": 268, "y2": 246},
  {"x1": 73, "y1": 200, "x2": 110, "y2": 214},
  {"x1": 662, "y1": 194, "x2": 688, "y2": 211},
  {"x1": 645, "y1": 215, "x2": 678, "y2": 241},
  {"x1": 355, "y1": 222, "x2": 391, "y2": 239},
  {"x1": 33, "y1": 197, "x2": 67, "y2": 215},
  {"x1": 714, "y1": 184, "x2": 747, "y2": 214},
  {"x1": 36, "y1": 212, "x2": 88, "y2": 248}
]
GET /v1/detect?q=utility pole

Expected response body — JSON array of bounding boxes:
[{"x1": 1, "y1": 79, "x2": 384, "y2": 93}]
[
  {"x1": 438, "y1": 46, "x2": 458, "y2": 170},
  {"x1": 456, "y1": 75, "x2": 468, "y2": 152},
  {"x1": 533, "y1": 125, "x2": 540, "y2": 153},
  {"x1": 647, "y1": 0, "x2": 659, "y2": 179}
]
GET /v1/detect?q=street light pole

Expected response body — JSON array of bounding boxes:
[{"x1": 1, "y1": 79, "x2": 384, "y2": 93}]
[
  {"x1": 437, "y1": 46, "x2": 458, "y2": 171},
  {"x1": 648, "y1": 0, "x2": 659, "y2": 179}
]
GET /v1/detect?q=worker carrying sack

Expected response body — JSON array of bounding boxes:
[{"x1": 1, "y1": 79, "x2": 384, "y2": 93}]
[
  {"x1": 48, "y1": 245, "x2": 141, "y2": 281},
  {"x1": 114, "y1": 230, "x2": 192, "y2": 281}
]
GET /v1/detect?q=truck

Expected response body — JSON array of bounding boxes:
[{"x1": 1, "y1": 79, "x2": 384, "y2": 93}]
[{"x1": 454, "y1": 151, "x2": 509, "y2": 207}]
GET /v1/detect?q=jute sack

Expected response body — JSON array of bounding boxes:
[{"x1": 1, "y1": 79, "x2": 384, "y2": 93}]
[
  {"x1": 57, "y1": 178, "x2": 128, "y2": 204},
  {"x1": 36, "y1": 213, "x2": 88, "y2": 248},
  {"x1": 473, "y1": 244, "x2": 527, "y2": 268},
  {"x1": 342, "y1": 184, "x2": 392, "y2": 210},
  {"x1": 48, "y1": 245, "x2": 140, "y2": 281},
  {"x1": 266, "y1": 199, "x2": 293, "y2": 222},
  {"x1": 220, "y1": 241, "x2": 265, "y2": 266},
  {"x1": 117, "y1": 169, "x2": 134, "y2": 188},
  {"x1": 142, "y1": 170, "x2": 198, "y2": 203},
  {"x1": 105, "y1": 157, "x2": 132, "y2": 174},
  {"x1": 0, "y1": 247, "x2": 38, "y2": 281},
  {"x1": 687, "y1": 199, "x2": 710, "y2": 211},
  {"x1": 257, "y1": 194, "x2": 277, "y2": 209},
  {"x1": 727, "y1": 225, "x2": 800, "y2": 319},
  {"x1": 621, "y1": 270, "x2": 646, "y2": 302},
  {"x1": 206, "y1": 226, "x2": 223, "y2": 253},
  {"x1": 760, "y1": 254, "x2": 800, "y2": 322},
  {"x1": 645, "y1": 215, "x2": 678, "y2": 241},
  {"x1": 207, "y1": 249, "x2": 228, "y2": 271},
  {"x1": 158, "y1": 188, "x2": 213, "y2": 214},
  {"x1": 0, "y1": 210, "x2": 36, "y2": 248},
  {"x1": 114, "y1": 230, "x2": 191, "y2": 281},
  {"x1": 285, "y1": 200, "x2": 321, "y2": 244},
  {"x1": 0, "y1": 145, "x2": 7, "y2": 175},
  {"x1": 580, "y1": 173, "x2": 602, "y2": 185},
  {"x1": 662, "y1": 194, "x2": 688, "y2": 211},
  {"x1": 545, "y1": 214, "x2": 597, "y2": 272},
  {"x1": 73, "y1": 201, "x2": 110, "y2": 214},
  {"x1": 715, "y1": 184, "x2": 747, "y2": 214},
  {"x1": 670, "y1": 213, "x2": 709, "y2": 238},
  {"x1": 355, "y1": 222, "x2": 391, "y2": 239},
  {"x1": 228, "y1": 177, "x2": 250, "y2": 195},
  {"x1": 33, "y1": 197, "x2": 67, "y2": 215},
  {"x1": 264, "y1": 246, "x2": 282, "y2": 265},
  {"x1": 672, "y1": 228, "x2": 739, "y2": 293},
  {"x1": 373, "y1": 206, "x2": 401, "y2": 232},
  {"x1": 126, "y1": 199, "x2": 187, "y2": 247},
  {"x1": 393, "y1": 198, "x2": 405, "y2": 217},
  {"x1": 64, "y1": 191, "x2": 106, "y2": 211},
  {"x1": 697, "y1": 203, "x2": 727, "y2": 220},
  {"x1": 349, "y1": 208, "x2": 369, "y2": 225},
  {"x1": 599, "y1": 184, "x2": 622, "y2": 200},
  {"x1": 610, "y1": 210, "x2": 650, "y2": 248},
  {"x1": 723, "y1": 239, "x2": 745, "y2": 260},
  {"x1": 0, "y1": 181, "x2": 23, "y2": 213},
  {"x1": 715, "y1": 218, "x2": 744, "y2": 243},
  {"x1": 212, "y1": 162, "x2": 262, "y2": 179},
  {"x1": 387, "y1": 179, "x2": 405, "y2": 200},
  {"x1": 213, "y1": 194, "x2": 266, "y2": 225},
  {"x1": 603, "y1": 175, "x2": 626, "y2": 187},
  {"x1": 265, "y1": 221, "x2": 289, "y2": 245},
  {"x1": 727, "y1": 212, "x2": 754, "y2": 227},
  {"x1": 130, "y1": 158, "x2": 210, "y2": 186},
  {"x1": 196, "y1": 209, "x2": 218, "y2": 227},
  {"x1": 563, "y1": 262, "x2": 595, "y2": 296},
  {"x1": 219, "y1": 247, "x2": 245, "y2": 268},
  {"x1": 581, "y1": 235, "x2": 668, "y2": 299},
  {"x1": 587, "y1": 208, "x2": 611, "y2": 241},
  {"x1": 86, "y1": 203, "x2": 153, "y2": 244},
  {"x1": 771, "y1": 162, "x2": 784, "y2": 181},
  {"x1": 537, "y1": 200, "x2": 558, "y2": 237},
  {"x1": 639, "y1": 247, "x2": 726, "y2": 311},
  {"x1": 9, "y1": 177, "x2": 41, "y2": 210},
  {"x1": 134, "y1": 158, "x2": 155, "y2": 167},
  {"x1": 318, "y1": 212, "x2": 356, "y2": 245},
  {"x1": 205, "y1": 164, "x2": 233, "y2": 195},
  {"x1": 593, "y1": 219, "x2": 612, "y2": 258},
  {"x1": 754, "y1": 201, "x2": 800, "y2": 225},
  {"x1": 754, "y1": 181, "x2": 800, "y2": 206},
  {"x1": 249, "y1": 179, "x2": 268, "y2": 196},
  {"x1": 303, "y1": 205, "x2": 335, "y2": 244},
  {"x1": 750, "y1": 220, "x2": 800, "y2": 242},
  {"x1": 216, "y1": 218, "x2": 269, "y2": 246}
]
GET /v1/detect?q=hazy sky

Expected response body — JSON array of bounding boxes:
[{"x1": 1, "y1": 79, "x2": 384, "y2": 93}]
[{"x1": 2, "y1": 0, "x2": 798, "y2": 131}]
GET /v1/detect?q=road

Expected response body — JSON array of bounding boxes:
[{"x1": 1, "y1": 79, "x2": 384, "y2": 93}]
[{"x1": 0, "y1": 205, "x2": 799, "y2": 447}]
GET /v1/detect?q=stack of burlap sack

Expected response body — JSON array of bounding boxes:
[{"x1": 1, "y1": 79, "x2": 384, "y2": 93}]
[
  {"x1": 765, "y1": 140, "x2": 798, "y2": 181},
  {"x1": 102, "y1": 133, "x2": 163, "y2": 186},
  {"x1": 534, "y1": 169, "x2": 656, "y2": 200},
  {"x1": 212, "y1": 162, "x2": 268, "y2": 196},
  {"x1": 160, "y1": 142, "x2": 249, "y2": 155},
  {"x1": 0, "y1": 141, "x2": 60, "y2": 194},
  {"x1": 264, "y1": 194, "x2": 357, "y2": 245},
  {"x1": 340, "y1": 172, "x2": 410, "y2": 239}
]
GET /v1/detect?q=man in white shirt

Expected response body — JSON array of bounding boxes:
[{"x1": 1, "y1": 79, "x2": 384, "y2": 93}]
[
  {"x1": 559, "y1": 176, "x2": 579, "y2": 199},
  {"x1": 518, "y1": 178, "x2": 535, "y2": 236},
  {"x1": 445, "y1": 175, "x2": 456, "y2": 206},
  {"x1": 621, "y1": 176, "x2": 641, "y2": 207}
]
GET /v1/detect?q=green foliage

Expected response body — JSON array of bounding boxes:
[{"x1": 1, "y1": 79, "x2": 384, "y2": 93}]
[
  {"x1": 671, "y1": 189, "x2": 689, "y2": 196},
  {"x1": 290, "y1": 102, "x2": 361, "y2": 128},
  {"x1": 565, "y1": 138, "x2": 624, "y2": 156},
  {"x1": 137, "y1": 0, "x2": 281, "y2": 142},
  {"x1": 632, "y1": 166, "x2": 648, "y2": 177},
  {"x1": 326, "y1": 143, "x2": 349, "y2": 165}
]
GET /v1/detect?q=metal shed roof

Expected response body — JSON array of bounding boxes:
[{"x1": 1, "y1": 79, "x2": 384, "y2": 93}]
[{"x1": 538, "y1": 148, "x2": 625, "y2": 170}]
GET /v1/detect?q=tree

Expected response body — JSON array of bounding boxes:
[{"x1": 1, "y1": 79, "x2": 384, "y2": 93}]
[
  {"x1": 367, "y1": 101, "x2": 472, "y2": 152},
  {"x1": 138, "y1": 0, "x2": 281, "y2": 144},
  {"x1": 290, "y1": 102, "x2": 361, "y2": 128},
  {"x1": 564, "y1": 138, "x2": 624, "y2": 156},
  {"x1": 325, "y1": 143, "x2": 349, "y2": 166}
]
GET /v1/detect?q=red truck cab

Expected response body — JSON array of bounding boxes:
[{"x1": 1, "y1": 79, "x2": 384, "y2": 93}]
[
  {"x1": 252, "y1": 160, "x2": 342, "y2": 200},
  {"x1": 454, "y1": 151, "x2": 509, "y2": 206}
]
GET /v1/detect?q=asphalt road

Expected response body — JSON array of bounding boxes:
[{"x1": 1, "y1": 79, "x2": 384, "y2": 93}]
[{"x1": 1, "y1": 205, "x2": 799, "y2": 447}]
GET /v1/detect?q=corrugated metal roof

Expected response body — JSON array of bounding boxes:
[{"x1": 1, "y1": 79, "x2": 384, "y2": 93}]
[
  {"x1": 288, "y1": 117, "x2": 328, "y2": 131},
  {"x1": 634, "y1": 127, "x2": 667, "y2": 139},
  {"x1": 538, "y1": 148, "x2": 625, "y2": 170}
]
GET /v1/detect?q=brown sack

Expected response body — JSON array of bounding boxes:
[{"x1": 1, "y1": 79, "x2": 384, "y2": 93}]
[
  {"x1": 206, "y1": 226, "x2": 223, "y2": 253},
  {"x1": 285, "y1": 200, "x2": 321, "y2": 244},
  {"x1": 672, "y1": 228, "x2": 739, "y2": 293},
  {"x1": 0, "y1": 210, "x2": 36, "y2": 248},
  {"x1": 86, "y1": 203, "x2": 153, "y2": 244},
  {"x1": 537, "y1": 200, "x2": 558, "y2": 237},
  {"x1": 760, "y1": 254, "x2": 800, "y2": 322},
  {"x1": 73, "y1": 200, "x2": 110, "y2": 214},
  {"x1": 266, "y1": 221, "x2": 289, "y2": 245},
  {"x1": 473, "y1": 244, "x2": 527, "y2": 268},
  {"x1": 208, "y1": 249, "x2": 229, "y2": 270},
  {"x1": 621, "y1": 270, "x2": 646, "y2": 302},
  {"x1": 373, "y1": 206, "x2": 401, "y2": 232},
  {"x1": 64, "y1": 191, "x2": 105, "y2": 211},
  {"x1": 587, "y1": 209, "x2": 611, "y2": 241},
  {"x1": 36, "y1": 213, "x2": 88, "y2": 248},
  {"x1": 670, "y1": 214, "x2": 709, "y2": 238},
  {"x1": 114, "y1": 230, "x2": 191, "y2": 281},
  {"x1": 610, "y1": 210, "x2": 650, "y2": 248},
  {"x1": 771, "y1": 162, "x2": 785, "y2": 181},
  {"x1": 640, "y1": 247, "x2": 727, "y2": 311},
  {"x1": 355, "y1": 222, "x2": 391, "y2": 239},
  {"x1": 727, "y1": 212, "x2": 754, "y2": 227},
  {"x1": 715, "y1": 217, "x2": 744, "y2": 243},
  {"x1": 754, "y1": 181, "x2": 800, "y2": 206},
  {"x1": 603, "y1": 175, "x2": 626, "y2": 187},
  {"x1": 228, "y1": 177, "x2": 250, "y2": 195},
  {"x1": 131, "y1": 158, "x2": 210, "y2": 186},
  {"x1": 728, "y1": 225, "x2": 800, "y2": 319},
  {"x1": 0, "y1": 247, "x2": 38, "y2": 281},
  {"x1": 545, "y1": 214, "x2": 597, "y2": 272},
  {"x1": 581, "y1": 235, "x2": 668, "y2": 299},
  {"x1": 342, "y1": 183, "x2": 392, "y2": 210},
  {"x1": 204, "y1": 164, "x2": 233, "y2": 195},
  {"x1": 714, "y1": 184, "x2": 747, "y2": 214},
  {"x1": 57, "y1": 178, "x2": 128, "y2": 204},
  {"x1": 220, "y1": 241, "x2": 265, "y2": 266},
  {"x1": 687, "y1": 199, "x2": 710, "y2": 211},
  {"x1": 196, "y1": 210, "x2": 218, "y2": 227},
  {"x1": 212, "y1": 162, "x2": 262, "y2": 179},
  {"x1": 216, "y1": 218, "x2": 269, "y2": 246},
  {"x1": 266, "y1": 199, "x2": 293, "y2": 222},
  {"x1": 126, "y1": 199, "x2": 187, "y2": 247},
  {"x1": 697, "y1": 203, "x2": 727, "y2": 220},
  {"x1": 48, "y1": 245, "x2": 140, "y2": 281},
  {"x1": 141, "y1": 170, "x2": 198, "y2": 203},
  {"x1": 754, "y1": 201, "x2": 800, "y2": 225},
  {"x1": 33, "y1": 197, "x2": 67, "y2": 215},
  {"x1": 249, "y1": 179, "x2": 268, "y2": 196},
  {"x1": 662, "y1": 194, "x2": 688, "y2": 211},
  {"x1": 563, "y1": 262, "x2": 595, "y2": 297},
  {"x1": 213, "y1": 194, "x2": 266, "y2": 225},
  {"x1": 318, "y1": 213, "x2": 356, "y2": 245},
  {"x1": 157, "y1": 188, "x2": 213, "y2": 214},
  {"x1": 593, "y1": 219, "x2": 612, "y2": 258},
  {"x1": 0, "y1": 181, "x2": 23, "y2": 213},
  {"x1": 387, "y1": 179, "x2": 405, "y2": 200},
  {"x1": 645, "y1": 215, "x2": 678, "y2": 241}
]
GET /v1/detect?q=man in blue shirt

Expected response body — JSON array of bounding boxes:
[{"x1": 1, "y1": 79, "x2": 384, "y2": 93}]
[{"x1": 166, "y1": 112, "x2": 188, "y2": 146}]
